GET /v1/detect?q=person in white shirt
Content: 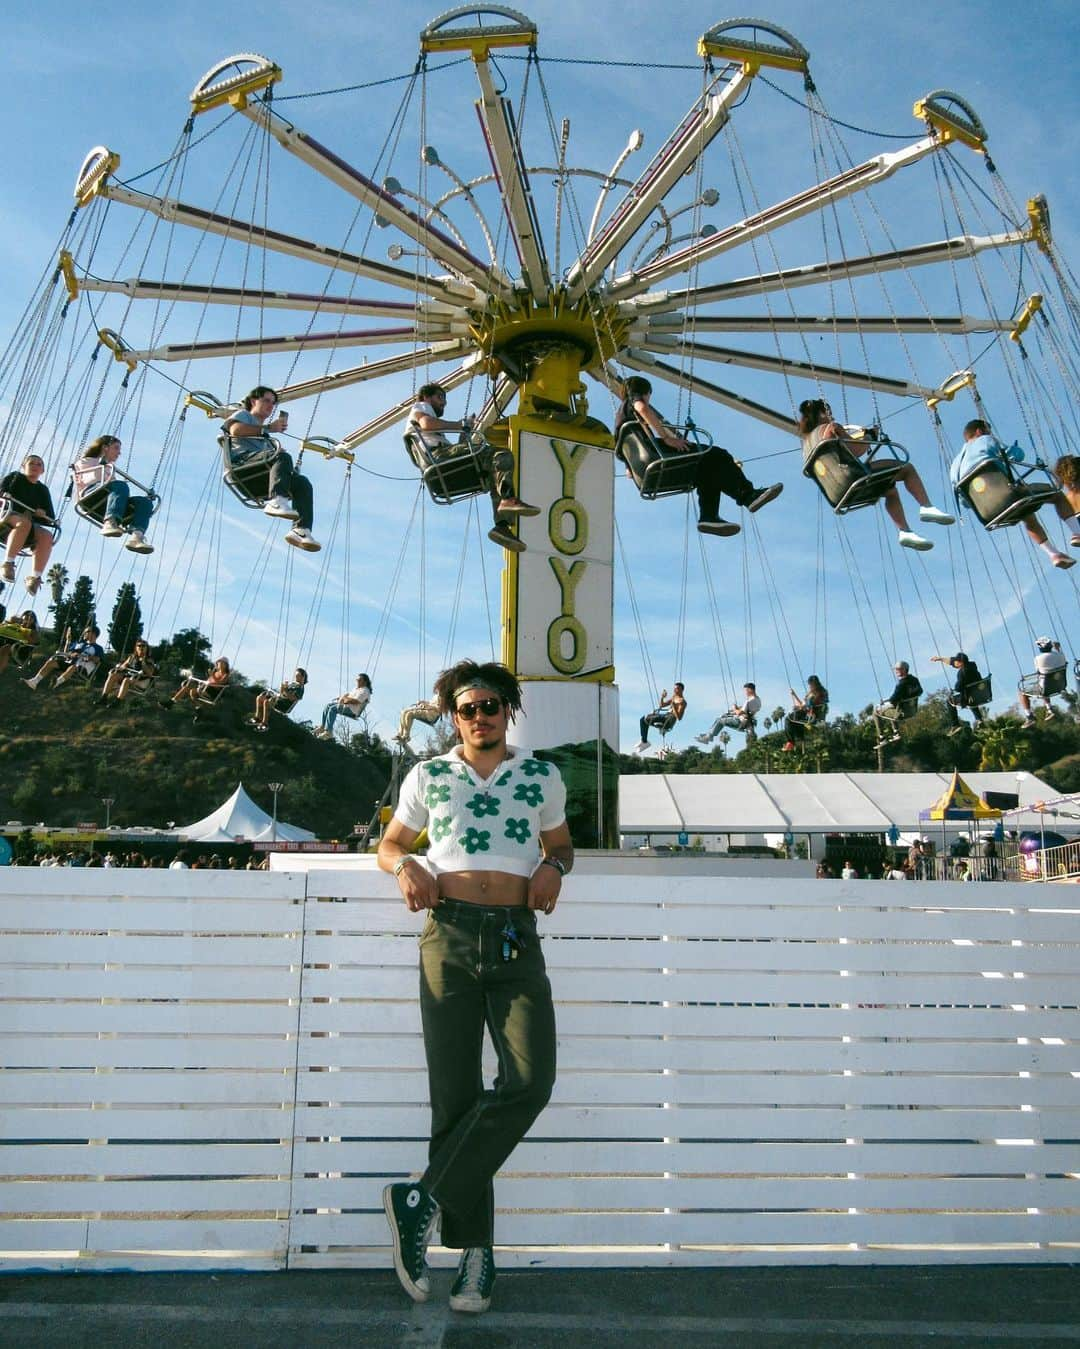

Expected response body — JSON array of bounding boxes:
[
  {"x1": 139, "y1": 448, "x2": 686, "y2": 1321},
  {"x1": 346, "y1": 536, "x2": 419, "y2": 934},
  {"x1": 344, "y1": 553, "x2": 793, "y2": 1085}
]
[
  {"x1": 1018, "y1": 637, "x2": 1069, "y2": 723},
  {"x1": 223, "y1": 386, "x2": 320, "y2": 552},
  {"x1": 407, "y1": 383, "x2": 538, "y2": 553},
  {"x1": 696, "y1": 681, "x2": 762, "y2": 744},
  {"x1": 378, "y1": 658, "x2": 571, "y2": 1316},
  {"x1": 71, "y1": 435, "x2": 155, "y2": 554},
  {"x1": 315, "y1": 673, "x2": 371, "y2": 740}
]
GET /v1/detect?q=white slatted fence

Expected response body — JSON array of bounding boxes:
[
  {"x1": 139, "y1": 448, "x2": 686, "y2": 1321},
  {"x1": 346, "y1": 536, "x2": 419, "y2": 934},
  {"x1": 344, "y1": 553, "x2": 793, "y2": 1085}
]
[{"x1": 2, "y1": 867, "x2": 1077, "y2": 1269}]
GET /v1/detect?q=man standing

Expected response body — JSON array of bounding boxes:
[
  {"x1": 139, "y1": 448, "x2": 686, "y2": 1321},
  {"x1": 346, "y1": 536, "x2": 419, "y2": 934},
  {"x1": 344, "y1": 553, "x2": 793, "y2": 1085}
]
[
  {"x1": 407, "y1": 383, "x2": 538, "y2": 553},
  {"x1": 378, "y1": 659, "x2": 572, "y2": 1315}
]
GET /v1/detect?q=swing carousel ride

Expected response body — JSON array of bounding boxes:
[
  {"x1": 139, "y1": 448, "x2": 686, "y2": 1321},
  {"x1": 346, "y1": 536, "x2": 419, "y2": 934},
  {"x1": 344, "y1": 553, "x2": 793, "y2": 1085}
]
[{"x1": 1, "y1": 7, "x2": 1077, "y2": 842}]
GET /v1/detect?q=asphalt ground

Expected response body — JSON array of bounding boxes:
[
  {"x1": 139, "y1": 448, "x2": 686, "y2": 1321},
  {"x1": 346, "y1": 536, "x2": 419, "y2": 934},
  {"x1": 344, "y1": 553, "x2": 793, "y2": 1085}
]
[{"x1": 2, "y1": 1264, "x2": 1079, "y2": 1348}]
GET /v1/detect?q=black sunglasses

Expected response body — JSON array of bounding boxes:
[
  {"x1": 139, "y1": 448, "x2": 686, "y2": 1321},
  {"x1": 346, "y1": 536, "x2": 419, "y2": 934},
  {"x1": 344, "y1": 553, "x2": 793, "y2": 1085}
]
[{"x1": 455, "y1": 697, "x2": 502, "y2": 720}]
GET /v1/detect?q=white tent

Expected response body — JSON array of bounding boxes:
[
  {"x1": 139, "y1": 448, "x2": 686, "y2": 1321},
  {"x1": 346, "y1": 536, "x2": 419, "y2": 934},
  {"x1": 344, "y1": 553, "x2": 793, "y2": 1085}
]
[
  {"x1": 177, "y1": 783, "x2": 316, "y2": 843},
  {"x1": 619, "y1": 770, "x2": 1068, "y2": 838}
]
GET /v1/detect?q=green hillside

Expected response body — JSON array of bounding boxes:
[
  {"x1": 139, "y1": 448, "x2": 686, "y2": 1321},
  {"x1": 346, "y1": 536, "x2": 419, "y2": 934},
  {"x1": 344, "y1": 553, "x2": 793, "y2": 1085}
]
[{"x1": 0, "y1": 634, "x2": 392, "y2": 839}]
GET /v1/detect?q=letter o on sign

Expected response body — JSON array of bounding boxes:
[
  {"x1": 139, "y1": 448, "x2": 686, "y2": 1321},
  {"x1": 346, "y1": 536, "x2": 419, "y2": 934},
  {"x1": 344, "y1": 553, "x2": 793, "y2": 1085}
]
[
  {"x1": 549, "y1": 498, "x2": 588, "y2": 556},
  {"x1": 547, "y1": 615, "x2": 586, "y2": 674}
]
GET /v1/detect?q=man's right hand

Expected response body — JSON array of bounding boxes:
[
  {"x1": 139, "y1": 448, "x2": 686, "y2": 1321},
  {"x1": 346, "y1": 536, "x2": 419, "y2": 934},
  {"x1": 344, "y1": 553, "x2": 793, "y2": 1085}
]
[{"x1": 395, "y1": 857, "x2": 439, "y2": 912}]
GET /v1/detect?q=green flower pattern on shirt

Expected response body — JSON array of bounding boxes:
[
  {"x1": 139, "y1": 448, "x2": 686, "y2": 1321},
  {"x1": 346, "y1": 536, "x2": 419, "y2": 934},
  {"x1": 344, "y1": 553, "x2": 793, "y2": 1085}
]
[
  {"x1": 504, "y1": 817, "x2": 531, "y2": 844},
  {"x1": 513, "y1": 782, "x2": 544, "y2": 807},
  {"x1": 495, "y1": 770, "x2": 512, "y2": 787},
  {"x1": 426, "y1": 760, "x2": 454, "y2": 778},
  {"x1": 466, "y1": 792, "x2": 500, "y2": 818},
  {"x1": 430, "y1": 815, "x2": 452, "y2": 842},
  {"x1": 520, "y1": 760, "x2": 550, "y2": 777},
  {"x1": 425, "y1": 783, "x2": 451, "y2": 808},
  {"x1": 460, "y1": 827, "x2": 491, "y2": 854}
]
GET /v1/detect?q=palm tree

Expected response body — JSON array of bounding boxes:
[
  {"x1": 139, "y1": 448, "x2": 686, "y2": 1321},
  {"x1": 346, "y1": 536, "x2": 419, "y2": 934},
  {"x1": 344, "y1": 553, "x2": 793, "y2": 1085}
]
[
  {"x1": 46, "y1": 562, "x2": 69, "y2": 610},
  {"x1": 975, "y1": 719, "x2": 1029, "y2": 771}
]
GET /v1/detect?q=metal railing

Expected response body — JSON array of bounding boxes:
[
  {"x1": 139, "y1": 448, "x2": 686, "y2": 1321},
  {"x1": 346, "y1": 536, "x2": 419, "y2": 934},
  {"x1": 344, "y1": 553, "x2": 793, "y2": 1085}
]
[{"x1": 1003, "y1": 839, "x2": 1080, "y2": 883}]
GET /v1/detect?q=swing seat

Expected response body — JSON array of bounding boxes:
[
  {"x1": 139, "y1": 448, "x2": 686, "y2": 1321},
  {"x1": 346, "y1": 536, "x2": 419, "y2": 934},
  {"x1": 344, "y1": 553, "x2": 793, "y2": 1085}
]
[
  {"x1": 950, "y1": 675, "x2": 992, "y2": 709},
  {"x1": 71, "y1": 469, "x2": 160, "y2": 531},
  {"x1": 219, "y1": 433, "x2": 280, "y2": 509},
  {"x1": 0, "y1": 494, "x2": 61, "y2": 552},
  {"x1": 956, "y1": 459, "x2": 1061, "y2": 531},
  {"x1": 403, "y1": 431, "x2": 489, "y2": 505},
  {"x1": 1018, "y1": 667, "x2": 1067, "y2": 699},
  {"x1": 192, "y1": 682, "x2": 228, "y2": 723},
  {"x1": 614, "y1": 423, "x2": 712, "y2": 501},
  {"x1": 803, "y1": 433, "x2": 909, "y2": 515}
]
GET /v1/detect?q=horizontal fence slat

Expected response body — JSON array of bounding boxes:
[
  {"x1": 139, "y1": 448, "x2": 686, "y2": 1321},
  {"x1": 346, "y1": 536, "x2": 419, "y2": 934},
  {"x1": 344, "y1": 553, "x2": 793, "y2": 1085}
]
[
  {"x1": 0, "y1": 1038, "x2": 298, "y2": 1070},
  {"x1": 291, "y1": 1036, "x2": 1076, "y2": 1075},
  {"x1": 290, "y1": 1137, "x2": 1080, "y2": 1176},
  {"x1": 0, "y1": 1179, "x2": 291, "y2": 1213},
  {"x1": 0, "y1": 1107, "x2": 294, "y2": 1141},
  {"x1": 0, "y1": 1071, "x2": 296, "y2": 1106},
  {"x1": 0, "y1": 1144, "x2": 292, "y2": 1177}
]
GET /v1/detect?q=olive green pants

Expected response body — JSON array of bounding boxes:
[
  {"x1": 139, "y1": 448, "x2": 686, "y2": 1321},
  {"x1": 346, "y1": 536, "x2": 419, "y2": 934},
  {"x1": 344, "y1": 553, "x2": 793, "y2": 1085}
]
[{"x1": 418, "y1": 898, "x2": 556, "y2": 1248}]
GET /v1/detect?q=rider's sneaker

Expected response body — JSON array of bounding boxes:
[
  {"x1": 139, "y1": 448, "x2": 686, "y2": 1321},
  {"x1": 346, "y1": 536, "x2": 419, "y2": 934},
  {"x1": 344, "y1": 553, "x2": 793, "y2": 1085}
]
[
  {"x1": 101, "y1": 517, "x2": 124, "y2": 538},
  {"x1": 383, "y1": 1181, "x2": 439, "y2": 1303},
  {"x1": 898, "y1": 530, "x2": 933, "y2": 551},
  {"x1": 746, "y1": 483, "x2": 783, "y2": 513},
  {"x1": 1050, "y1": 551, "x2": 1076, "y2": 570},
  {"x1": 496, "y1": 497, "x2": 540, "y2": 518},
  {"x1": 125, "y1": 531, "x2": 154, "y2": 554},
  {"x1": 488, "y1": 523, "x2": 525, "y2": 553},
  {"x1": 697, "y1": 518, "x2": 740, "y2": 537},
  {"x1": 695, "y1": 732, "x2": 712, "y2": 744},
  {"x1": 264, "y1": 495, "x2": 300, "y2": 520},
  {"x1": 449, "y1": 1245, "x2": 496, "y2": 1314},
  {"x1": 285, "y1": 526, "x2": 322, "y2": 552},
  {"x1": 918, "y1": 505, "x2": 955, "y2": 526}
]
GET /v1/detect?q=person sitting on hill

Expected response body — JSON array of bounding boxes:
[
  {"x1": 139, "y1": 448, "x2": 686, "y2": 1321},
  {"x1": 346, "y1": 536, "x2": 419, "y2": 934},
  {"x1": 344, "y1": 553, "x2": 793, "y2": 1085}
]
[
  {"x1": 315, "y1": 672, "x2": 372, "y2": 740},
  {"x1": 224, "y1": 386, "x2": 321, "y2": 552},
  {"x1": 798, "y1": 398, "x2": 953, "y2": 551},
  {"x1": 71, "y1": 434, "x2": 155, "y2": 554},
  {"x1": 394, "y1": 696, "x2": 443, "y2": 748},
  {"x1": 1017, "y1": 636, "x2": 1068, "y2": 724},
  {"x1": 696, "y1": 681, "x2": 761, "y2": 745},
  {"x1": 872, "y1": 660, "x2": 924, "y2": 743},
  {"x1": 23, "y1": 624, "x2": 103, "y2": 690},
  {"x1": 950, "y1": 420, "x2": 1077, "y2": 570},
  {"x1": 782, "y1": 675, "x2": 828, "y2": 751},
  {"x1": 249, "y1": 668, "x2": 307, "y2": 732},
  {"x1": 407, "y1": 382, "x2": 539, "y2": 554},
  {"x1": 1, "y1": 453, "x2": 57, "y2": 596},
  {"x1": 634, "y1": 682, "x2": 687, "y2": 753},
  {"x1": 168, "y1": 656, "x2": 231, "y2": 709},
  {"x1": 97, "y1": 638, "x2": 158, "y2": 703},
  {"x1": 618, "y1": 376, "x2": 782, "y2": 537},
  {"x1": 930, "y1": 651, "x2": 988, "y2": 735}
]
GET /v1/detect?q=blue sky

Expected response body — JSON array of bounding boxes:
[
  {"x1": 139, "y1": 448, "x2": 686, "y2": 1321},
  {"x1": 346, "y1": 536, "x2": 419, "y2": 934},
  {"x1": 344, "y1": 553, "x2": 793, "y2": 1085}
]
[{"x1": 2, "y1": 0, "x2": 1077, "y2": 755}]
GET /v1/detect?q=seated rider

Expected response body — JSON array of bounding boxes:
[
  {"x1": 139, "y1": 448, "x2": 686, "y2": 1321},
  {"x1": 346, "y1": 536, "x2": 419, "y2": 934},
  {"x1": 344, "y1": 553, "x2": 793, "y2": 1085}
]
[
  {"x1": 873, "y1": 660, "x2": 923, "y2": 742},
  {"x1": 0, "y1": 609, "x2": 40, "y2": 675},
  {"x1": 782, "y1": 675, "x2": 828, "y2": 751},
  {"x1": 394, "y1": 696, "x2": 443, "y2": 748},
  {"x1": 249, "y1": 667, "x2": 307, "y2": 732},
  {"x1": 1053, "y1": 455, "x2": 1080, "y2": 538},
  {"x1": 407, "y1": 382, "x2": 539, "y2": 554},
  {"x1": 169, "y1": 657, "x2": 231, "y2": 708},
  {"x1": 951, "y1": 420, "x2": 1078, "y2": 570},
  {"x1": 634, "y1": 682, "x2": 687, "y2": 753},
  {"x1": 97, "y1": 637, "x2": 158, "y2": 703},
  {"x1": 1, "y1": 453, "x2": 57, "y2": 596},
  {"x1": 315, "y1": 672, "x2": 372, "y2": 740},
  {"x1": 224, "y1": 387, "x2": 321, "y2": 552},
  {"x1": 798, "y1": 398, "x2": 953, "y2": 551},
  {"x1": 930, "y1": 651, "x2": 988, "y2": 735},
  {"x1": 696, "y1": 681, "x2": 761, "y2": 744},
  {"x1": 1018, "y1": 636, "x2": 1068, "y2": 724},
  {"x1": 618, "y1": 376, "x2": 782, "y2": 537},
  {"x1": 22, "y1": 624, "x2": 104, "y2": 691},
  {"x1": 71, "y1": 435, "x2": 154, "y2": 554}
]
